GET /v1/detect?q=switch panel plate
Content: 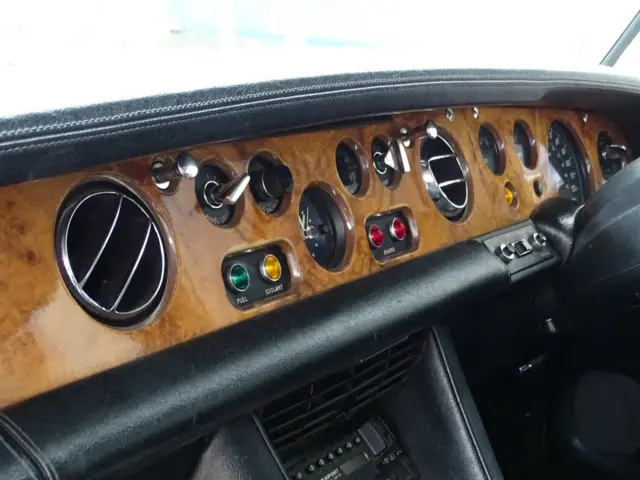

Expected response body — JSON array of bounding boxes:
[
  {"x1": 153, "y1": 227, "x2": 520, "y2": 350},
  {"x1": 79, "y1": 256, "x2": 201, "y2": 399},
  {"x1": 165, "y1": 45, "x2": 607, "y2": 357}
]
[
  {"x1": 477, "y1": 220, "x2": 560, "y2": 282},
  {"x1": 221, "y1": 245, "x2": 292, "y2": 309},
  {"x1": 365, "y1": 210, "x2": 414, "y2": 262}
]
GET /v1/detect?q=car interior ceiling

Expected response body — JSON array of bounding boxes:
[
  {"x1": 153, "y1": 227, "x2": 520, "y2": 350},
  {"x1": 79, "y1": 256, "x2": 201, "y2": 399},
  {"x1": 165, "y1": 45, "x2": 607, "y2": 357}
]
[{"x1": 3, "y1": 68, "x2": 640, "y2": 480}]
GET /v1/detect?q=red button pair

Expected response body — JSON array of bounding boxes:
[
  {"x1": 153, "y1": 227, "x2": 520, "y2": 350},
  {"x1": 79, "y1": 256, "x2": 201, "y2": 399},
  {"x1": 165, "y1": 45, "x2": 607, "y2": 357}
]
[{"x1": 368, "y1": 217, "x2": 407, "y2": 248}]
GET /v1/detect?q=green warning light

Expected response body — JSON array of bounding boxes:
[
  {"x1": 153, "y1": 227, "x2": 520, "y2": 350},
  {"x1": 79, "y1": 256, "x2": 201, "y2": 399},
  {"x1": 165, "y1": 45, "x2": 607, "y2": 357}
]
[{"x1": 227, "y1": 264, "x2": 250, "y2": 292}]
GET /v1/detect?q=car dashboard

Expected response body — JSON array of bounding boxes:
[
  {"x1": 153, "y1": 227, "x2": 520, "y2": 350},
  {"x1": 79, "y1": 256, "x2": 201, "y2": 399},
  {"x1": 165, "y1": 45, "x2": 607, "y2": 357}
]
[{"x1": 0, "y1": 68, "x2": 639, "y2": 480}]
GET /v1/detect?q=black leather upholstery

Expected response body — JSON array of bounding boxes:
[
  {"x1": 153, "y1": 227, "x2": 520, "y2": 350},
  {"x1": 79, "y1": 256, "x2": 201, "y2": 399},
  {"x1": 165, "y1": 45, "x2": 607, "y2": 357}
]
[
  {"x1": 556, "y1": 371, "x2": 640, "y2": 479},
  {"x1": 384, "y1": 328, "x2": 504, "y2": 480},
  {"x1": 0, "y1": 240, "x2": 508, "y2": 479},
  {"x1": 530, "y1": 197, "x2": 581, "y2": 263},
  {"x1": 555, "y1": 159, "x2": 640, "y2": 312},
  {"x1": 0, "y1": 434, "x2": 40, "y2": 480},
  {"x1": 191, "y1": 417, "x2": 285, "y2": 480},
  {"x1": 2, "y1": 69, "x2": 640, "y2": 185}
]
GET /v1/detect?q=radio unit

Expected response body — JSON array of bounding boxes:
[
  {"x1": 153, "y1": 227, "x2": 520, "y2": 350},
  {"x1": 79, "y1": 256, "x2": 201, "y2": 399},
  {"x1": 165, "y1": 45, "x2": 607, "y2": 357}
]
[{"x1": 283, "y1": 416, "x2": 419, "y2": 480}]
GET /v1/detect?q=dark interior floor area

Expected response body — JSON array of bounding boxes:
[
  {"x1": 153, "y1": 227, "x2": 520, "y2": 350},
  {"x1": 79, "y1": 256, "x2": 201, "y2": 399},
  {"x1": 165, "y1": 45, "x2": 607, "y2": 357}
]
[{"x1": 454, "y1": 292, "x2": 640, "y2": 480}]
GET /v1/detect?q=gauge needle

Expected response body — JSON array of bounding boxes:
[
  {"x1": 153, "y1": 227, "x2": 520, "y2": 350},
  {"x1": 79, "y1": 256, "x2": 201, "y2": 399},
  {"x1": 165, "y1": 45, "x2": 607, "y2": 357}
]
[{"x1": 298, "y1": 212, "x2": 306, "y2": 231}]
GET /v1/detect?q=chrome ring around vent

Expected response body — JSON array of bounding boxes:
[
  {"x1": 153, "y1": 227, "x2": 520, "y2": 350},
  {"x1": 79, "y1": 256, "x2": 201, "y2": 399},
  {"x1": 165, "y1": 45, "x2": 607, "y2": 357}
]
[
  {"x1": 56, "y1": 181, "x2": 168, "y2": 327},
  {"x1": 420, "y1": 134, "x2": 469, "y2": 220}
]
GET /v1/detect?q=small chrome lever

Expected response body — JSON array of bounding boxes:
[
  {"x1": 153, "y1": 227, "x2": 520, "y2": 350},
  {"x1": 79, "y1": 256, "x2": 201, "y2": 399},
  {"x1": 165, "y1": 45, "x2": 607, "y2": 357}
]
[
  {"x1": 382, "y1": 139, "x2": 411, "y2": 173},
  {"x1": 204, "y1": 174, "x2": 251, "y2": 207}
]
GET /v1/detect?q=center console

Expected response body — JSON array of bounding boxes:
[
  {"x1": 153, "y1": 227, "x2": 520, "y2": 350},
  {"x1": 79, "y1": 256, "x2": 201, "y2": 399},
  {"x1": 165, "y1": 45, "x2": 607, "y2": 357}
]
[{"x1": 190, "y1": 328, "x2": 503, "y2": 480}]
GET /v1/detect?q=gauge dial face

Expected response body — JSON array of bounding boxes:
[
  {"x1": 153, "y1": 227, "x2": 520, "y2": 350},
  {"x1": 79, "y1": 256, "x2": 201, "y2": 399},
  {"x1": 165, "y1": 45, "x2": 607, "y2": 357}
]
[
  {"x1": 478, "y1": 126, "x2": 501, "y2": 174},
  {"x1": 371, "y1": 137, "x2": 397, "y2": 188},
  {"x1": 513, "y1": 122, "x2": 534, "y2": 168},
  {"x1": 597, "y1": 131, "x2": 625, "y2": 180},
  {"x1": 298, "y1": 187, "x2": 346, "y2": 269},
  {"x1": 336, "y1": 142, "x2": 363, "y2": 195},
  {"x1": 548, "y1": 122, "x2": 589, "y2": 204}
]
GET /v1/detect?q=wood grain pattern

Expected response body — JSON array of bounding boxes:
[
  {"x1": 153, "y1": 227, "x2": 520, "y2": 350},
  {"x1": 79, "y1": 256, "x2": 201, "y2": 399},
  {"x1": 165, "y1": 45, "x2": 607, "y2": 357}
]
[{"x1": 0, "y1": 107, "x2": 628, "y2": 407}]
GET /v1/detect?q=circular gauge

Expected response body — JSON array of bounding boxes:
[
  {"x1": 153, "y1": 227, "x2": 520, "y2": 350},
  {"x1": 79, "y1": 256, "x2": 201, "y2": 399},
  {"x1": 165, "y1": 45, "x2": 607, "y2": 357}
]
[
  {"x1": 478, "y1": 126, "x2": 502, "y2": 174},
  {"x1": 548, "y1": 122, "x2": 589, "y2": 204},
  {"x1": 298, "y1": 187, "x2": 346, "y2": 269},
  {"x1": 371, "y1": 137, "x2": 397, "y2": 188},
  {"x1": 336, "y1": 141, "x2": 363, "y2": 195},
  {"x1": 597, "y1": 131, "x2": 626, "y2": 180},
  {"x1": 514, "y1": 121, "x2": 534, "y2": 168}
]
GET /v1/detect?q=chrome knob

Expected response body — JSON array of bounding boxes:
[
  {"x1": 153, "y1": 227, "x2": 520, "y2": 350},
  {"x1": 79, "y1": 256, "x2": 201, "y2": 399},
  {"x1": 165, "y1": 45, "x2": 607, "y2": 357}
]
[
  {"x1": 203, "y1": 174, "x2": 251, "y2": 207},
  {"x1": 531, "y1": 232, "x2": 547, "y2": 250},
  {"x1": 602, "y1": 144, "x2": 627, "y2": 161},
  {"x1": 496, "y1": 243, "x2": 516, "y2": 263},
  {"x1": 152, "y1": 153, "x2": 199, "y2": 189},
  {"x1": 426, "y1": 120, "x2": 438, "y2": 140}
]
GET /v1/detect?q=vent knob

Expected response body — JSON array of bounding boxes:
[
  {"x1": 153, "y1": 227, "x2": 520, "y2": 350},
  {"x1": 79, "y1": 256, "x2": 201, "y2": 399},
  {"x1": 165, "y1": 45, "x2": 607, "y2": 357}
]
[{"x1": 152, "y1": 152, "x2": 199, "y2": 188}]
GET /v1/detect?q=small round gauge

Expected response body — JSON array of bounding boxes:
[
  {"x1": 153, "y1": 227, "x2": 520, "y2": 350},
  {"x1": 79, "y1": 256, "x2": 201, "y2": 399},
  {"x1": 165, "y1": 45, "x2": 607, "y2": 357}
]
[
  {"x1": 336, "y1": 141, "x2": 363, "y2": 195},
  {"x1": 514, "y1": 121, "x2": 534, "y2": 168},
  {"x1": 371, "y1": 137, "x2": 397, "y2": 188},
  {"x1": 597, "y1": 131, "x2": 626, "y2": 180},
  {"x1": 298, "y1": 187, "x2": 346, "y2": 269},
  {"x1": 478, "y1": 126, "x2": 502, "y2": 174},
  {"x1": 548, "y1": 122, "x2": 589, "y2": 204}
]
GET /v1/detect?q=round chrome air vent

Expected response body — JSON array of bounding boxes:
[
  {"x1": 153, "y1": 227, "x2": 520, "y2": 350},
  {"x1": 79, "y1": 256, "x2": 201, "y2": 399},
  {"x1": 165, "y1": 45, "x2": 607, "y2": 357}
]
[
  {"x1": 420, "y1": 132, "x2": 469, "y2": 221},
  {"x1": 55, "y1": 180, "x2": 168, "y2": 328}
]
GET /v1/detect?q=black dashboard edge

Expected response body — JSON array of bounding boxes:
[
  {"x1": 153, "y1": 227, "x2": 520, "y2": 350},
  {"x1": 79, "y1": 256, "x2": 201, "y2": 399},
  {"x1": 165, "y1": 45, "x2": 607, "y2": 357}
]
[
  {"x1": 1, "y1": 68, "x2": 640, "y2": 186},
  {"x1": 0, "y1": 239, "x2": 509, "y2": 480}
]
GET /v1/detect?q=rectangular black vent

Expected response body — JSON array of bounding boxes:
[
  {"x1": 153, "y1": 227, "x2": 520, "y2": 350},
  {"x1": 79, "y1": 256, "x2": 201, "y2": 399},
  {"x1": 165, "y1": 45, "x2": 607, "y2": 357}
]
[{"x1": 259, "y1": 332, "x2": 426, "y2": 460}]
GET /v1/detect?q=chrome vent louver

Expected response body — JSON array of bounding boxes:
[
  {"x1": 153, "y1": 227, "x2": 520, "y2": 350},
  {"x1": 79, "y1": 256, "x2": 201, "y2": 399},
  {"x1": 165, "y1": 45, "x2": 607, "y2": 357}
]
[
  {"x1": 420, "y1": 133, "x2": 469, "y2": 221},
  {"x1": 55, "y1": 180, "x2": 167, "y2": 328}
]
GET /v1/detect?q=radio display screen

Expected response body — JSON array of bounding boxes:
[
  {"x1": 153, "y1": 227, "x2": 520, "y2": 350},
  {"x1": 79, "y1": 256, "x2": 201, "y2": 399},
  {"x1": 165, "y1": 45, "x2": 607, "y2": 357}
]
[{"x1": 340, "y1": 454, "x2": 368, "y2": 475}]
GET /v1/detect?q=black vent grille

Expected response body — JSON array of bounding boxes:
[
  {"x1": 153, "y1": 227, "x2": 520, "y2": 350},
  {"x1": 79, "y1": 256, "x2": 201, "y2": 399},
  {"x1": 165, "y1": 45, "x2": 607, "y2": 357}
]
[
  {"x1": 420, "y1": 134, "x2": 469, "y2": 221},
  {"x1": 55, "y1": 180, "x2": 167, "y2": 328},
  {"x1": 259, "y1": 333, "x2": 426, "y2": 459}
]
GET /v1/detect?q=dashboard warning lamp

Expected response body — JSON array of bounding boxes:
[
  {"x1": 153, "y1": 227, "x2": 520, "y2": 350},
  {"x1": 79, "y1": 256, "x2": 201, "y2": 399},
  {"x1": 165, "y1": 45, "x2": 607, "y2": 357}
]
[
  {"x1": 504, "y1": 185, "x2": 516, "y2": 207},
  {"x1": 389, "y1": 217, "x2": 407, "y2": 241},
  {"x1": 368, "y1": 225, "x2": 385, "y2": 248},
  {"x1": 261, "y1": 254, "x2": 282, "y2": 282},
  {"x1": 227, "y1": 264, "x2": 250, "y2": 292}
]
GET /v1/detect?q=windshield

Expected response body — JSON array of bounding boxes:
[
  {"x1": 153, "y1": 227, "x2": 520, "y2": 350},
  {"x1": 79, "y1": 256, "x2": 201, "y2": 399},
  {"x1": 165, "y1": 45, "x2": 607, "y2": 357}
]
[{"x1": 1, "y1": 2, "x2": 639, "y2": 115}]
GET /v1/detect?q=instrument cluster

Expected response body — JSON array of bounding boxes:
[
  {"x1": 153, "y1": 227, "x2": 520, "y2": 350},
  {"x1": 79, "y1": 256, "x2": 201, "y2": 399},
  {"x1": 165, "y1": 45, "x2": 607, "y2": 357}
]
[{"x1": 147, "y1": 108, "x2": 632, "y2": 310}]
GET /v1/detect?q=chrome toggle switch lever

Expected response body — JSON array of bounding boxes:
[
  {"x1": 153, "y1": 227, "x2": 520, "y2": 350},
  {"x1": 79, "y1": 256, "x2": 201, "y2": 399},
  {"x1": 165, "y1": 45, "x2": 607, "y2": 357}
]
[
  {"x1": 382, "y1": 139, "x2": 411, "y2": 173},
  {"x1": 203, "y1": 174, "x2": 251, "y2": 208}
]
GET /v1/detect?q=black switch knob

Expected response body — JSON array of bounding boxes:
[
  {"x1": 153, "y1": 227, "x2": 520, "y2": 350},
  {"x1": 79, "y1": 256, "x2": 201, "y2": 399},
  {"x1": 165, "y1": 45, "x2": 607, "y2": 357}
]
[{"x1": 251, "y1": 165, "x2": 293, "y2": 201}]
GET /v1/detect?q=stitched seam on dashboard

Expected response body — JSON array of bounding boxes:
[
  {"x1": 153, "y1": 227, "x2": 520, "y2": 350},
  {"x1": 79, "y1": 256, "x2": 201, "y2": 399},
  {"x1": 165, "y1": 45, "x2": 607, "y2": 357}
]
[
  {"x1": 0, "y1": 433, "x2": 40, "y2": 480},
  {"x1": 2, "y1": 77, "x2": 636, "y2": 154},
  {"x1": 1, "y1": 76, "x2": 639, "y2": 138},
  {"x1": 0, "y1": 82, "x2": 463, "y2": 153},
  {"x1": 433, "y1": 329, "x2": 492, "y2": 480},
  {"x1": 0, "y1": 414, "x2": 58, "y2": 480}
]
